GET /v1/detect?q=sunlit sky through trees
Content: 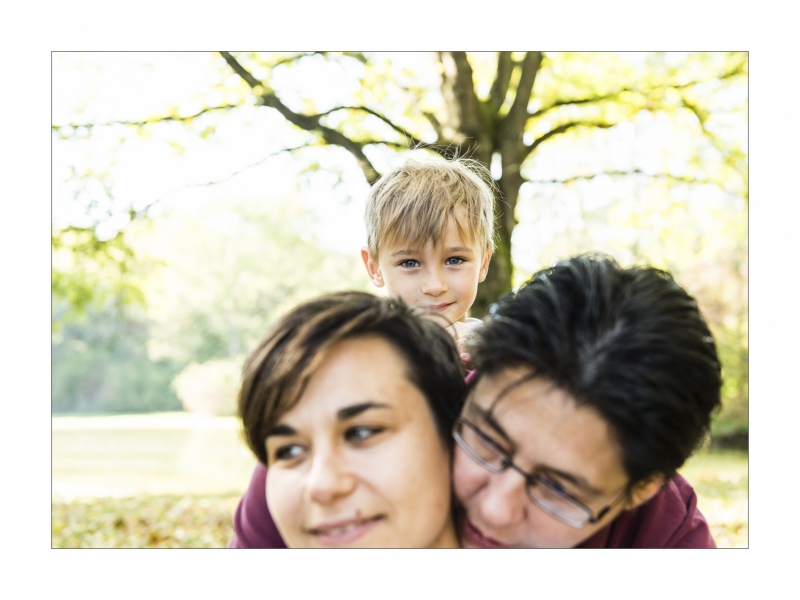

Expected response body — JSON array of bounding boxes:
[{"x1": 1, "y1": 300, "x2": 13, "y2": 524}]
[
  {"x1": 51, "y1": 51, "x2": 748, "y2": 436},
  {"x1": 53, "y1": 52, "x2": 747, "y2": 277}
]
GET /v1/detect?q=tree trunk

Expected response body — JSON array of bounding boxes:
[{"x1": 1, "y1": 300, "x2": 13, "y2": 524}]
[{"x1": 472, "y1": 161, "x2": 519, "y2": 318}]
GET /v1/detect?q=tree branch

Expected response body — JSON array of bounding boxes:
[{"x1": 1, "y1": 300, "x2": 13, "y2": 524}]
[
  {"x1": 219, "y1": 51, "x2": 381, "y2": 184},
  {"x1": 309, "y1": 105, "x2": 429, "y2": 148},
  {"x1": 446, "y1": 51, "x2": 483, "y2": 135},
  {"x1": 523, "y1": 120, "x2": 614, "y2": 158},
  {"x1": 488, "y1": 52, "x2": 513, "y2": 115},
  {"x1": 525, "y1": 169, "x2": 741, "y2": 197},
  {"x1": 271, "y1": 52, "x2": 320, "y2": 68},
  {"x1": 51, "y1": 104, "x2": 240, "y2": 135},
  {"x1": 505, "y1": 52, "x2": 542, "y2": 137},
  {"x1": 528, "y1": 90, "x2": 634, "y2": 120},
  {"x1": 128, "y1": 145, "x2": 314, "y2": 217},
  {"x1": 271, "y1": 51, "x2": 367, "y2": 68},
  {"x1": 527, "y1": 58, "x2": 747, "y2": 121},
  {"x1": 182, "y1": 145, "x2": 313, "y2": 188},
  {"x1": 680, "y1": 95, "x2": 748, "y2": 202},
  {"x1": 423, "y1": 111, "x2": 443, "y2": 139}
]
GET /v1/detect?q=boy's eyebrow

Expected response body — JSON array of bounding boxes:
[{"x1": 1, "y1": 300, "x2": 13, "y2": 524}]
[{"x1": 389, "y1": 246, "x2": 475, "y2": 256}]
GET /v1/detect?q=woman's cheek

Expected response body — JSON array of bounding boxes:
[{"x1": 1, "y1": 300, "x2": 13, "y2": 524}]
[{"x1": 266, "y1": 470, "x2": 303, "y2": 546}]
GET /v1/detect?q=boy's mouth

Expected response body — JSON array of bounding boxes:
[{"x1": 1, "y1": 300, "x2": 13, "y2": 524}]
[{"x1": 426, "y1": 302, "x2": 455, "y2": 312}]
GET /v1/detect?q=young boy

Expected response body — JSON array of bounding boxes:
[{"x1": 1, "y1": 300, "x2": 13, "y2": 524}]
[
  {"x1": 360, "y1": 157, "x2": 496, "y2": 355},
  {"x1": 228, "y1": 157, "x2": 497, "y2": 547}
]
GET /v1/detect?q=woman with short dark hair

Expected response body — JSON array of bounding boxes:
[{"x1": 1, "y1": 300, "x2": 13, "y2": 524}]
[{"x1": 238, "y1": 291, "x2": 466, "y2": 548}]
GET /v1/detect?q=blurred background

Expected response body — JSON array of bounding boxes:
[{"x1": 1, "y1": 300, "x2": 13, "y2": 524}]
[{"x1": 51, "y1": 51, "x2": 748, "y2": 547}]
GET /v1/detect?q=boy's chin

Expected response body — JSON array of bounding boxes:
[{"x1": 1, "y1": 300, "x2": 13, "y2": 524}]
[{"x1": 446, "y1": 320, "x2": 471, "y2": 346}]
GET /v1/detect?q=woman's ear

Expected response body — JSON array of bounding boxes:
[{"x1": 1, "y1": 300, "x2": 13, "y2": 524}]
[
  {"x1": 361, "y1": 247, "x2": 385, "y2": 288},
  {"x1": 627, "y1": 473, "x2": 667, "y2": 510}
]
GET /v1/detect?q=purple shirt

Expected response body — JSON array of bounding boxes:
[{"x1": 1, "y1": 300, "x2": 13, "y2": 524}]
[
  {"x1": 578, "y1": 473, "x2": 716, "y2": 548},
  {"x1": 228, "y1": 463, "x2": 714, "y2": 549},
  {"x1": 228, "y1": 463, "x2": 285, "y2": 548}
]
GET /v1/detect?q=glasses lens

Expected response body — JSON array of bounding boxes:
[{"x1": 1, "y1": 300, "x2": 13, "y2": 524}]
[
  {"x1": 526, "y1": 479, "x2": 591, "y2": 528},
  {"x1": 454, "y1": 420, "x2": 507, "y2": 472}
]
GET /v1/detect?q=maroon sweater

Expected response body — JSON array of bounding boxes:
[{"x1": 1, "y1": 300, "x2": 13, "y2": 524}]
[{"x1": 228, "y1": 463, "x2": 715, "y2": 549}]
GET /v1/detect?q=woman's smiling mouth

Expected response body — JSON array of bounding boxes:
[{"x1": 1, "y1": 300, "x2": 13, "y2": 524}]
[{"x1": 307, "y1": 515, "x2": 385, "y2": 546}]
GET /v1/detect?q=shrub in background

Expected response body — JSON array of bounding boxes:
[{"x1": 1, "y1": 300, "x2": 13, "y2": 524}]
[{"x1": 172, "y1": 359, "x2": 242, "y2": 416}]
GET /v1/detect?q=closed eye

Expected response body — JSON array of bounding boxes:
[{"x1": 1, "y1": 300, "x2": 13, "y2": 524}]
[{"x1": 539, "y1": 472, "x2": 581, "y2": 501}]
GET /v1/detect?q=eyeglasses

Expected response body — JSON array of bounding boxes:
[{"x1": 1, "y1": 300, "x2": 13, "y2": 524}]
[{"x1": 453, "y1": 417, "x2": 628, "y2": 528}]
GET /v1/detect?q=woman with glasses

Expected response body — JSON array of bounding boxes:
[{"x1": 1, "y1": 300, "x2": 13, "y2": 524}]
[
  {"x1": 236, "y1": 290, "x2": 465, "y2": 548},
  {"x1": 232, "y1": 254, "x2": 720, "y2": 548}
]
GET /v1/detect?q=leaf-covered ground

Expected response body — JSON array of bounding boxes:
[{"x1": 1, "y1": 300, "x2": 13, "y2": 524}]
[
  {"x1": 679, "y1": 449, "x2": 748, "y2": 548},
  {"x1": 52, "y1": 415, "x2": 747, "y2": 548},
  {"x1": 52, "y1": 449, "x2": 747, "y2": 549},
  {"x1": 52, "y1": 494, "x2": 239, "y2": 548}
]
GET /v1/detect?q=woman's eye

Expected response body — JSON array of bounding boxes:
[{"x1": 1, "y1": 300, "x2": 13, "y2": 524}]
[
  {"x1": 445, "y1": 257, "x2": 465, "y2": 266},
  {"x1": 399, "y1": 260, "x2": 419, "y2": 269},
  {"x1": 345, "y1": 425, "x2": 383, "y2": 442},
  {"x1": 274, "y1": 444, "x2": 305, "y2": 462}
]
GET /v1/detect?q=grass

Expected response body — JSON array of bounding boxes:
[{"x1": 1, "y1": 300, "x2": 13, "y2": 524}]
[
  {"x1": 52, "y1": 413, "x2": 748, "y2": 548},
  {"x1": 678, "y1": 448, "x2": 749, "y2": 548}
]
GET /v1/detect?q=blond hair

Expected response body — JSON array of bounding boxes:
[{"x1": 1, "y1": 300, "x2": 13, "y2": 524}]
[{"x1": 365, "y1": 157, "x2": 496, "y2": 259}]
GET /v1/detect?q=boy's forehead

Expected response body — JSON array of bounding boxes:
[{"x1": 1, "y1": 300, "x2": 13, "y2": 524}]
[{"x1": 381, "y1": 213, "x2": 484, "y2": 255}]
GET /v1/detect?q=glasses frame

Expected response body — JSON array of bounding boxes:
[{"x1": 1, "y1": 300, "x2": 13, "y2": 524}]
[{"x1": 453, "y1": 417, "x2": 629, "y2": 529}]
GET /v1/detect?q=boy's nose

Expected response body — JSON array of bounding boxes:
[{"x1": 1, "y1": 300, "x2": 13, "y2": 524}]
[{"x1": 421, "y1": 267, "x2": 448, "y2": 296}]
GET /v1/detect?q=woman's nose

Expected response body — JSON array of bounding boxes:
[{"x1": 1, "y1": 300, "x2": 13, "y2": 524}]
[{"x1": 305, "y1": 446, "x2": 357, "y2": 505}]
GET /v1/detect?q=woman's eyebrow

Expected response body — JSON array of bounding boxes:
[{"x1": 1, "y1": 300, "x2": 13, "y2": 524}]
[
  {"x1": 337, "y1": 402, "x2": 392, "y2": 421},
  {"x1": 265, "y1": 423, "x2": 297, "y2": 438}
]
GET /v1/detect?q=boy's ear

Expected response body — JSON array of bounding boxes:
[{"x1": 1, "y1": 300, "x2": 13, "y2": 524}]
[
  {"x1": 478, "y1": 246, "x2": 493, "y2": 283},
  {"x1": 361, "y1": 247, "x2": 385, "y2": 288}
]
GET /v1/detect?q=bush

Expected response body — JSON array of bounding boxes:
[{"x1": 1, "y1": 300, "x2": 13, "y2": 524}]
[
  {"x1": 172, "y1": 359, "x2": 243, "y2": 416},
  {"x1": 52, "y1": 300, "x2": 182, "y2": 414}
]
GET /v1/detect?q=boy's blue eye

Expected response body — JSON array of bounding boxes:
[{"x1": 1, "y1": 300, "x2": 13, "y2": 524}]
[
  {"x1": 399, "y1": 260, "x2": 420, "y2": 269},
  {"x1": 446, "y1": 257, "x2": 466, "y2": 266}
]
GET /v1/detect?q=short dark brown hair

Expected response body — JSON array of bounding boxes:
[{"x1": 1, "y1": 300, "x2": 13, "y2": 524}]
[
  {"x1": 471, "y1": 254, "x2": 722, "y2": 484},
  {"x1": 238, "y1": 291, "x2": 467, "y2": 465}
]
